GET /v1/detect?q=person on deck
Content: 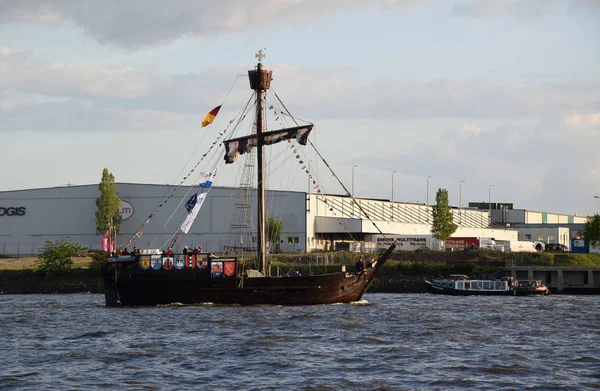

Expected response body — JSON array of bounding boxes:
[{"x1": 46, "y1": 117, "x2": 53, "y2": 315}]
[
  {"x1": 131, "y1": 247, "x2": 140, "y2": 260},
  {"x1": 121, "y1": 248, "x2": 129, "y2": 256},
  {"x1": 295, "y1": 269, "x2": 302, "y2": 277},
  {"x1": 161, "y1": 249, "x2": 168, "y2": 257},
  {"x1": 192, "y1": 246, "x2": 199, "y2": 254},
  {"x1": 166, "y1": 248, "x2": 174, "y2": 256},
  {"x1": 182, "y1": 246, "x2": 189, "y2": 255},
  {"x1": 355, "y1": 259, "x2": 364, "y2": 273}
]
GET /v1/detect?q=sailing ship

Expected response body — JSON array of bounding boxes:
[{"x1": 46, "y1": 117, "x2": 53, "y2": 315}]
[
  {"x1": 102, "y1": 52, "x2": 397, "y2": 306},
  {"x1": 424, "y1": 275, "x2": 549, "y2": 296}
]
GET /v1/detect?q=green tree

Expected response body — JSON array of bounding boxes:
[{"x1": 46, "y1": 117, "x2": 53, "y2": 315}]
[
  {"x1": 431, "y1": 188, "x2": 457, "y2": 244},
  {"x1": 267, "y1": 217, "x2": 283, "y2": 252},
  {"x1": 89, "y1": 251, "x2": 111, "y2": 274},
  {"x1": 36, "y1": 237, "x2": 87, "y2": 275},
  {"x1": 95, "y1": 168, "x2": 121, "y2": 234},
  {"x1": 583, "y1": 214, "x2": 600, "y2": 247}
]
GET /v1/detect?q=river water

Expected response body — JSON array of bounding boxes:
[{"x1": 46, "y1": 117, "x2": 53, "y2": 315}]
[{"x1": 0, "y1": 293, "x2": 598, "y2": 391}]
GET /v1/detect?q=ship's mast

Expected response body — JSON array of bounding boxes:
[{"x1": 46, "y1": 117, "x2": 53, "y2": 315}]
[{"x1": 248, "y1": 50, "x2": 272, "y2": 276}]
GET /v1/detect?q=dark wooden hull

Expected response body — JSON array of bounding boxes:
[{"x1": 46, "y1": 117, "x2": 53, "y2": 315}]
[
  {"x1": 424, "y1": 280, "x2": 510, "y2": 296},
  {"x1": 103, "y1": 244, "x2": 395, "y2": 306},
  {"x1": 104, "y1": 268, "x2": 375, "y2": 306}
]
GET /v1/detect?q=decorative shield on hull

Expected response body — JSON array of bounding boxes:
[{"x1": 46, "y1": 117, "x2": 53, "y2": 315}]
[
  {"x1": 151, "y1": 255, "x2": 162, "y2": 270},
  {"x1": 163, "y1": 257, "x2": 174, "y2": 270},
  {"x1": 185, "y1": 254, "x2": 195, "y2": 268},
  {"x1": 140, "y1": 256, "x2": 151, "y2": 270},
  {"x1": 196, "y1": 254, "x2": 208, "y2": 269},
  {"x1": 174, "y1": 255, "x2": 185, "y2": 270},
  {"x1": 224, "y1": 261, "x2": 236, "y2": 277},
  {"x1": 211, "y1": 261, "x2": 223, "y2": 278}
]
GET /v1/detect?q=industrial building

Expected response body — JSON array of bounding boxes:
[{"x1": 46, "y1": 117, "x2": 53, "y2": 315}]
[
  {"x1": 469, "y1": 202, "x2": 588, "y2": 250},
  {"x1": 1, "y1": 183, "x2": 524, "y2": 256}
]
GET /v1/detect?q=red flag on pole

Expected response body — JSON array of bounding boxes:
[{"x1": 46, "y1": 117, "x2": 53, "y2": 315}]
[
  {"x1": 102, "y1": 230, "x2": 110, "y2": 251},
  {"x1": 110, "y1": 229, "x2": 115, "y2": 253}
]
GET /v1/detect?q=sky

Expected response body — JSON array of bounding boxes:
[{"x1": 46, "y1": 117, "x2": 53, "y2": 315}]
[{"x1": 1, "y1": 0, "x2": 599, "y2": 216}]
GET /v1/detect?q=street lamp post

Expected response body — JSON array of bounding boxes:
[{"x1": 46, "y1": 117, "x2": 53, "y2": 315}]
[
  {"x1": 352, "y1": 165, "x2": 358, "y2": 197},
  {"x1": 427, "y1": 176, "x2": 431, "y2": 223},
  {"x1": 459, "y1": 180, "x2": 466, "y2": 225},
  {"x1": 391, "y1": 170, "x2": 398, "y2": 220},
  {"x1": 392, "y1": 170, "x2": 397, "y2": 202},
  {"x1": 427, "y1": 176, "x2": 431, "y2": 206},
  {"x1": 488, "y1": 185, "x2": 494, "y2": 227},
  {"x1": 307, "y1": 160, "x2": 312, "y2": 194},
  {"x1": 352, "y1": 165, "x2": 358, "y2": 217}
]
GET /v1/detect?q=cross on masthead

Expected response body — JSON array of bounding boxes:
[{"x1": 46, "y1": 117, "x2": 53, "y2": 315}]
[{"x1": 255, "y1": 49, "x2": 266, "y2": 63}]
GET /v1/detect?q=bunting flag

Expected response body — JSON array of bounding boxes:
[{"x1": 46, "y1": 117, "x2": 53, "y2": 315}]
[
  {"x1": 198, "y1": 170, "x2": 216, "y2": 188},
  {"x1": 202, "y1": 105, "x2": 221, "y2": 127}
]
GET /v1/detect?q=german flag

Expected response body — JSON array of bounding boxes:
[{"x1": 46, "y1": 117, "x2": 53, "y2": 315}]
[{"x1": 202, "y1": 105, "x2": 221, "y2": 127}]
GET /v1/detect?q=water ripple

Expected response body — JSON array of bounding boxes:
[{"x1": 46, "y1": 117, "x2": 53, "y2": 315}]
[{"x1": 0, "y1": 293, "x2": 598, "y2": 390}]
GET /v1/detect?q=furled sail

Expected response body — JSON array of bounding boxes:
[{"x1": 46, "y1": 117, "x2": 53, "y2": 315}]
[{"x1": 223, "y1": 125, "x2": 313, "y2": 164}]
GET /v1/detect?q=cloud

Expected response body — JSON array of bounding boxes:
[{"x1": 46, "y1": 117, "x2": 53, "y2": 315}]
[
  {"x1": 564, "y1": 112, "x2": 600, "y2": 128},
  {"x1": 356, "y1": 111, "x2": 600, "y2": 214},
  {"x1": 0, "y1": 100, "x2": 17, "y2": 111},
  {"x1": 0, "y1": 0, "x2": 429, "y2": 49},
  {"x1": 0, "y1": 45, "x2": 11, "y2": 56},
  {"x1": 459, "y1": 123, "x2": 481, "y2": 135},
  {"x1": 451, "y1": 0, "x2": 599, "y2": 18},
  {"x1": 0, "y1": 99, "x2": 205, "y2": 132},
  {"x1": 289, "y1": 79, "x2": 600, "y2": 121},
  {"x1": 0, "y1": 47, "x2": 152, "y2": 100},
  {"x1": 452, "y1": 0, "x2": 552, "y2": 18},
  {"x1": 1, "y1": 44, "x2": 599, "y2": 132}
]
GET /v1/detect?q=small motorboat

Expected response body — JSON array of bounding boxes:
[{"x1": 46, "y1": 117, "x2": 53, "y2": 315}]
[{"x1": 511, "y1": 280, "x2": 550, "y2": 296}]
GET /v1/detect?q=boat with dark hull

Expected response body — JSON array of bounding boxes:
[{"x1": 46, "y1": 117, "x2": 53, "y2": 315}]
[
  {"x1": 424, "y1": 275, "x2": 549, "y2": 296},
  {"x1": 511, "y1": 280, "x2": 550, "y2": 296},
  {"x1": 104, "y1": 245, "x2": 395, "y2": 306},
  {"x1": 102, "y1": 52, "x2": 396, "y2": 306}
]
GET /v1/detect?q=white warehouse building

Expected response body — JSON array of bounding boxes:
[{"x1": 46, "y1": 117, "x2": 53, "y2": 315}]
[{"x1": 0, "y1": 183, "x2": 520, "y2": 256}]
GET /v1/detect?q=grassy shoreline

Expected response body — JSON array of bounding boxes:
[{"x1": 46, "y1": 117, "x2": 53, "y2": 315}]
[{"x1": 1, "y1": 251, "x2": 599, "y2": 295}]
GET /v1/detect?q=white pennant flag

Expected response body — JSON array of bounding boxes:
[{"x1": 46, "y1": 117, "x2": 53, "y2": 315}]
[{"x1": 180, "y1": 193, "x2": 207, "y2": 234}]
